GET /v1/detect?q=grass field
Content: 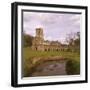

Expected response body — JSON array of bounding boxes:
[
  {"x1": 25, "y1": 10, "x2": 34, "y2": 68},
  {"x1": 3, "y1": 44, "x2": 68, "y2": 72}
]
[{"x1": 23, "y1": 47, "x2": 80, "y2": 77}]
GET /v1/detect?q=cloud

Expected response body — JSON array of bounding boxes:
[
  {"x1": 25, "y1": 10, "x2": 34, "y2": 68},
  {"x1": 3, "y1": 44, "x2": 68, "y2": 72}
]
[
  {"x1": 44, "y1": 36, "x2": 52, "y2": 41},
  {"x1": 23, "y1": 11, "x2": 81, "y2": 43},
  {"x1": 70, "y1": 14, "x2": 81, "y2": 26}
]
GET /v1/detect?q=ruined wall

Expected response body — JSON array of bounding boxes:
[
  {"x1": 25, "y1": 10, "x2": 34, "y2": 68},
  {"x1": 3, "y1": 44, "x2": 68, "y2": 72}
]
[{"x1": 32, "y1": 28, "x2": 67, "y2": 51}]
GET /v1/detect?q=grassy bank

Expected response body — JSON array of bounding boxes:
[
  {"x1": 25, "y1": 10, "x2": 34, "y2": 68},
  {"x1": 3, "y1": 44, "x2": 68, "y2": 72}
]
[{"x1": 23, "y1": 47, "x2": 80, "y2": 77}]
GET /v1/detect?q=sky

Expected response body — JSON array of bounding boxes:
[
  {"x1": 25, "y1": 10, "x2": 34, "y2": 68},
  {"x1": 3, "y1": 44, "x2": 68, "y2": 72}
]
[{"x1": 23, "y1": 11, "x2": 81, "y2": 44}]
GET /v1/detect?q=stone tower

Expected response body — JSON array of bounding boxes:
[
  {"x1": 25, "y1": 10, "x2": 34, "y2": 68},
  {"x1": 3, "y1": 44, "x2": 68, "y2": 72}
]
[
  {"x1": 36, "y1": 28, "x2": 44, "y2": 39},
  {"x1": 32, "y1": 28, "x2": 44, "y2": 51}
]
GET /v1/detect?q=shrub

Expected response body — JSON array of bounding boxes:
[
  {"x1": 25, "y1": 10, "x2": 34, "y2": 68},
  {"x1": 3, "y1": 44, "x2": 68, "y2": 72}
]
[{"x1": 66, "y1": 60, "x2": 80, "y2": 75}]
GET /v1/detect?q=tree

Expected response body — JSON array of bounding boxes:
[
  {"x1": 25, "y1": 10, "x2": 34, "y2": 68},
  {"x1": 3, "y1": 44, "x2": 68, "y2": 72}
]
[
  {"x1": 23, "y1": 33, "x2": 34, "y2": 47},
  {"x1": 66, "y1": 32, "x2": 80, "y2": 52}
]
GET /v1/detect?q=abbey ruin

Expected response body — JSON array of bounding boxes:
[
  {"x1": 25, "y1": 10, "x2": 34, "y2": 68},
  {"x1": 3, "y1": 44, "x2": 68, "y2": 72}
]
[{"x1": 32, "y1": 28, "x2": 68, "y2": 51}]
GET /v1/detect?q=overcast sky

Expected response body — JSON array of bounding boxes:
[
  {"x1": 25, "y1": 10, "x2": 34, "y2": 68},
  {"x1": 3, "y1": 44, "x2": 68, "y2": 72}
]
[{"x1": 23, "y1": 11, "x2": 81, "y2": 44}]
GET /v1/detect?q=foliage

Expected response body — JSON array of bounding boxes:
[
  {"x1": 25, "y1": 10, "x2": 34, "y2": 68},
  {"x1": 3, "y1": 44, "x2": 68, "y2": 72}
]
[
  {"x1": 66, "y1": 32, "x2": 80, "y2": 52},
  {"x1": 66, "y1": 60, "x2": 80, "y2": 75},
  {"x1": 23, "y1": 33, "x2": 33, "y2": 47}
]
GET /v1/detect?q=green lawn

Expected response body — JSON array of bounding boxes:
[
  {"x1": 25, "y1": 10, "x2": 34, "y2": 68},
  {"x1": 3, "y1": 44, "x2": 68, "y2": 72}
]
[
  {"x1": 23, "y1": 47, "x2": 80, "y2": 77},
  {"x1": 23, "y1": 47, "x2": 80, "y2": 61}
]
